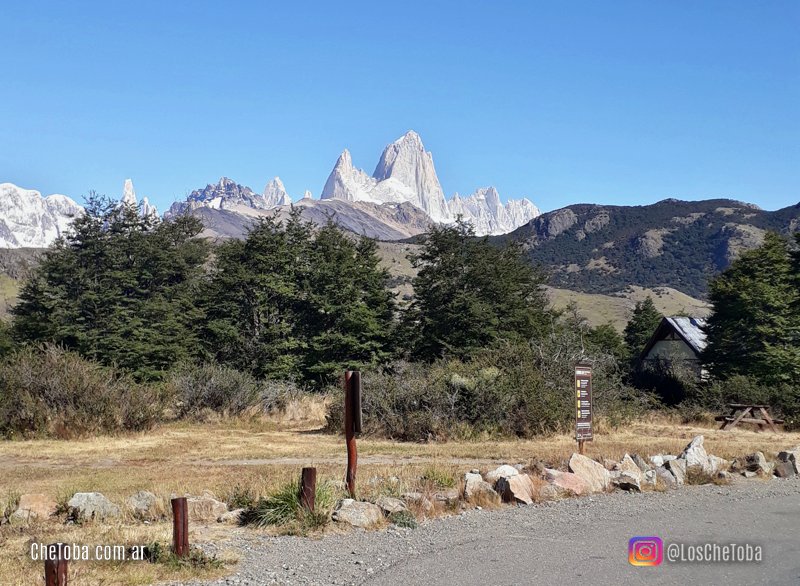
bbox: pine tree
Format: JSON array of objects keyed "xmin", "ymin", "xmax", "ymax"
[
  {"xmin": 623, "ymin": 296, "xmax": 662, "ymax": 359},
  {"xmin": 702, "ymin": 232, "xmax": 800, "ymax": 384},
  {"xmin": 404, "ymin": 220, "xmax": 551, "ymax": 361}
]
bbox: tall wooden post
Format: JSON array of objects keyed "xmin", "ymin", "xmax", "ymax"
[
  {"xmin": 300, "ymin": 467, "xmax": 317, "ymax": 512},
  {"xmin": 171, "ymin": 497, "xmax": 189, "ymax": 558},
  {"xmin": 44, "ymin": 543, "xmax": 68, "ymax": 586},
  {"xmin": 344, "ymin": 370, "xmax": 358, "ymax": 498}
]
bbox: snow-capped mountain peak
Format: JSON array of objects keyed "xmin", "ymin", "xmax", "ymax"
[
  {"xmin": 122, "ymin": 178, "xmax": 137, "ymax": 206},
  {"xmin": 119, "ymin": 179, "xmax": 158, "ymax": 218},
  {"xmin": 0, "ymin": 183, "xmax": 83, "ymax": 248},
  {"xmin": 321, "ymin": 131, "xmax": 450, "ymax": 222},
  {"xmin": 447, "ymin": 186, "xmax": 540, "ymax": 235},
  {"xmin": 263, "ymin": 177, "xmax": 292, "ymax": 206}
]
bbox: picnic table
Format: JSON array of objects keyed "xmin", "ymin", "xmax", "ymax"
[{"xmin": 715, "ymin": 403, "xmax": 783, "ymax": 432}]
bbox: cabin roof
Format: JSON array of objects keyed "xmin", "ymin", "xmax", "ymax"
[{"xmin": 641, "ymin": 316, "xmax": 708, "ymax": 359}]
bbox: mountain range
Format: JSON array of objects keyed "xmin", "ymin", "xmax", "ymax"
[
  {"xmin": 0, "ymin": 131, "xmax": 541, "ymax": 248},
  {"xmin": 494, "ymin": 198, "xmax": 800, "ymax": 297},
  {"xmin": 2, "ymin": 131, "xmax": 798, "ymax": 301},
  {"xmin": 167, "ymin": 131, "xmax": 541, "ymax": 239}
]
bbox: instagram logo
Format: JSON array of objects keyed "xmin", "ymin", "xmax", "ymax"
[{"xmin": 628, "ymin": 537, "xmax": 663, "ymax": 566}]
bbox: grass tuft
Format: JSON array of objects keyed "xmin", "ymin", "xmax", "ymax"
[{"xmin": 241, "ymin": 479, "xmax": 337, "ymax": 531}]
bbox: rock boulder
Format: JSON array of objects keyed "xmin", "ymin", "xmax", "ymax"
[
  {"xmin": 496, "ymin": 474, "xmax": 536, "ymax": 505},
  {"xmin": 568, "ymin": 453, "xmax": 611, "ymax": 493},
  {"xmin": 332, "ymin": 499, "xmax": 383, "ymax": 528},
  {"xmin": 9, "ymin": 494, "xmax": 57, "ymax": 523},
  {"xmin": 67, "ymin": 493, "xmax": 120, "ymax": 522}
]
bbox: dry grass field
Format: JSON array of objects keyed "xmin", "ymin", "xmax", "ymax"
[{"xmin": 1, "ymin": 405, "xmax": 797, "ymax": 586}]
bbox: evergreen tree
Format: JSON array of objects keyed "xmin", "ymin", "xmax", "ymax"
[
  {"xmin": 404, "ymin": 220, "xmax": 551, "ymax": 361},
  {"xmin": 203, "ymin": 213, "xmax": 305, "ymax": 379},
  {"xmin": 702, "ymin": 232, "xmax": 800, "ymax": 384},
  {"xmin": 203, "ymin": 210, "xmax": 396, "ymax": 384},
  {"xmin": 12, "ymin": 195, "xmax": 209, "ymax": 380},
  {"xmin": 587, "ymin": 322, "xmax": 628, "ymax": 363},
  {"xmin": 623, "ymin": 296, "xmax": 662, "ymax": 359},
  {"xmin": 300, "ymin": 223, "xmax": 396, "ymax": 382}
]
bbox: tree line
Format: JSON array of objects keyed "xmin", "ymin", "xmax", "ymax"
[
  {"xmin": 7, "ymin": 201, "xmax": 556, "ymax": 386},
  {"xmin": 4, "ymin": 197, "xmax": 799, "ymax": 427}
]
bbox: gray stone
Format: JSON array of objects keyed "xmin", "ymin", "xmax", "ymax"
[
  {"xmin": 484, "ymin": 465, "xmax": 519, "ymax": 485},
  {"xmin": 742, "ymin": 452, "xmax": 773, "ymax": 476},
  {"xmin": 650, "ymin": 455, "xmax": 677, "ymax": 468},
  {"xmin": 773, "ymin": 461, "xmax": 796, "ymax": 478},
  {"xmin": 665, "ymin": 458, "xmax": 687, "ymax": 486},
  {"xmin": 707, "ymin": 455, "xmax": 729, "ymax": 475},
  {"xmin": 218, "ymin": 508, "xmax": 244, "ymax": 524},
  {"xmin": 332, "ymin": 499, "xmax": 383, "ymax": 528},
  {"xmin": 613, "ymin": 471, "xmax": 642, "ymax": 492},
  {"xmin": 777, "ymin": 448, "xmax": 800, "ymax": 474},
  {"xmin": 402, "ymin": 492, "xmax": 434, "ymax": 514},
  {"xmin": 463, "ymin": 473, "xmax": 500, "ymax": 504},
  {"xmin": 186, "ymin": 495, "xmax": 228, "ymax": 524},
  {"xmin": 631, "ymin": 454, "xmax": 652, "ymax": 473},
  {"xmin": 127, "ymin": 490, "xmax": 159, "ymax": 521},
  {"xmin": 655, "ymin": 466, "xmax": 677, "ymax": 489},
  {"xmin": 67, "ymin": 492, "xmax": 121, "ymax": 522},
  {"xmin": 568, "ymin": 453, "xmax": 611, "ymax": 493},
  {"xmin": 644, "ymin": 469, "xmax": 657, "ymax": 487},
  {"xmin": 680, "ymin": 435, "xmax": 712, "ymax": 474},
  {"xmin": 618, "ymin": 454, "xmax": 644, "ymax": 485},
  {"xmin": 375, "ymin": 496, "xmax": 408, "ymax": 515},
  {"xmin": 537, "ymin": 484, "xmax": 564, "ymax": 501},
  {"xmin": 496, "ymin": 474, "xmax": 536, "ymax": 505}
]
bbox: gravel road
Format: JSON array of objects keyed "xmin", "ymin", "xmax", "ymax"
[{"xmin": 182, "ymin": 477, "xmax": 800, "ymax": 586}]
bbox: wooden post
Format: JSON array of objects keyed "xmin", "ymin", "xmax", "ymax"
[
  {"xmin": 171, "ymin": 497, "xmax": 189, "ymax": 558},
  {"xmin": 344, "ymin": 370, "xmax": 358, "ymax": 498},
  {"xmin": 578, "ymin": 440, "xmax": 585, "ymax": 455},
  {"xmin": 44, "ymin": 543, "xmax": 68, "ymax": 586},
  {"xmin": 351, "ymin": 370, "xmax": 363, "ymax": 434},
  {"xmin": 300, "ymin": 467, "xmax": 317, "ymax": 512}
]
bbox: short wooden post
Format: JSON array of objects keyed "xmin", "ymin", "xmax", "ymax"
[
  {"xmin": 171, "ymin": 497, "xmax": 189, "ymax": 558},
  {"xmin": 300, "ymin": 467, "xmax": 317, "ymax": 512},
  {"xmin": 44, "ymin": 543, "xmax": 68, "ymax": 586},
  {"xmin": 578, "ymin": 440, "xmax": 585, "ymax": 455},
  {"xmin": 344, "ymin": 370, "xmax": 358, "ymax": 498}
]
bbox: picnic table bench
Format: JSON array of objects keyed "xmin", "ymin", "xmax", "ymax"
[{"xmin": 715, "ymin": 403, "xmax": 783, "ymax": 432}]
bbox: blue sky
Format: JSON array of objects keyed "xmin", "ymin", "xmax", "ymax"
[{"xmin": 2, "ymin": 1, "xmax": 798, "ymax": 213}]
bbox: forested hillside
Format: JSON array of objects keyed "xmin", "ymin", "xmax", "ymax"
[{"xmin": 495, "ymin": 199, "xmax": 800, "ymax": 297}]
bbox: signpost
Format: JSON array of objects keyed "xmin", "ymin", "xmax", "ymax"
[
  {"xmin": 575, "ymin": 364, "xmax": 593, "ymax": 454},
  {"xmin": 344, "ymin": 370, "xmax": 362, "ymax": 498}
]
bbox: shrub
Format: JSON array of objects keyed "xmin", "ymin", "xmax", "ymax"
[
  {"xmin": 167, "ymin": 362, "xmax": 307, "ymax": 420},
  {"xmin": 0, "ymin": 345, "xmax": 161, "ymax": 439},
  {"xmin": 168, "ymin": 362, "xmax": 264, "ymax": 418},
  {"xmin": 388, "ymin": 510, "xmax": 417, "ymax": 528},
  {"xmin": 326, "ymin": 332, "xmax": 649, "ymax": 441}
]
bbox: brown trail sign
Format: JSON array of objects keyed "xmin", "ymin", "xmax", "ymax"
[{"xmin": 575, "ymin": 364, "xmax": 593, "ymax": 454}]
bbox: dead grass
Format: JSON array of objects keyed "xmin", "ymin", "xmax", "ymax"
[{"xmin": 1, "ymin": 411, "xmax": 797, "ymax": 585}]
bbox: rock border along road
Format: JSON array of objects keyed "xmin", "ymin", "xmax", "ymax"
[{"xmin": 184, "ymin": 477, "xmax": 800, "ymax": 586}]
